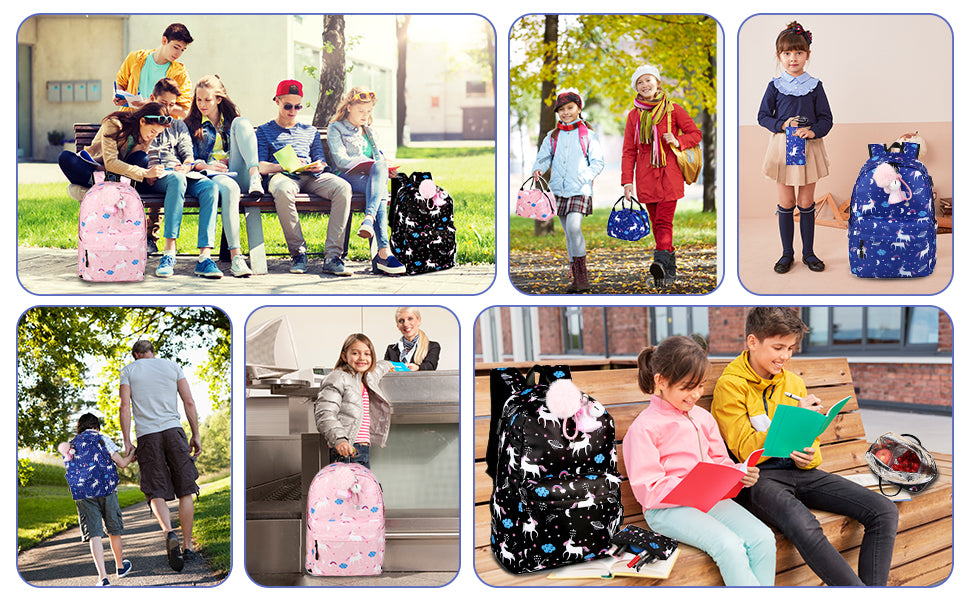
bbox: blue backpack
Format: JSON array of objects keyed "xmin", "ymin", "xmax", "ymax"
[
  {"xmin": 848, "ymin": 142, "xmax": 936, "ymax": 278},
  {"xmin": 65, "ymin": 430, "xmax": 120, "ymax": 500}
]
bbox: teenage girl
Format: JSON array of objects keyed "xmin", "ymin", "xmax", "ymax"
[
  {"xmin": 622, "ymin": 336, "xmax": 776, "ymax": 586},
  {"xmin": 758, "ymin": 21, "xmax": 833, "ymax": 274},
  {"xmin": 314, "ymin": 333, "xmax": 393, "ymax": 469},
  {"xmin": 185, "ymin": 75, "xmax": 262, "ymax": 277},
  {"xmin": 531, "ymin": 89, "xmax": 605, "ymax": 293},
  {"xmin": 384, "ymin": 307, "xmax": 441, "ymax": 371},
  {"xmin": 327, "ymin": 87, "xmax": 406, "ymax": 276},
  {"xmin": 622, "ymin": 65, "xmax": 702, "ymax": 287}
]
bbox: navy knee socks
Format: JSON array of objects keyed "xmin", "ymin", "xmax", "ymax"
[
  {"xmin": 777, "ymin": 205, "xmax": 795, "ymax": 260},
  {"xmin": 799, "ymin": 204, "xmax": 817, "ymax": 258}
]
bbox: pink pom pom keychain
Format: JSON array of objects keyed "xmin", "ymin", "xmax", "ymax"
[{"xmin": 546, "ymin": 379, "xmax": 605, "ymax": 440}]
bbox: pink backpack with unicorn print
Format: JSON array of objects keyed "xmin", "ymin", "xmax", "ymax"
[
  {"xmin": 304, "ymin": 462, "xmax": 385, "ymax": 576},
  {"xmin": 77, "ymin": 172, "xmax": 147, "ymax": 282}
]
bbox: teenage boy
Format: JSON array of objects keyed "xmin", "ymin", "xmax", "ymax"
[
  {"xmin": 115, "ymin": 23, "xmax": 194, "ymax": 119},
  {"xmin": 139, "ymin": 78, "xmax": 222, "ymax": 279},
  {"xmin": 711, "ymin": 307, "xmax": 899, "ymax": 586},
  {"xmin": 256, "ymin": 80, "xmax": 353, "ymax": 276}
]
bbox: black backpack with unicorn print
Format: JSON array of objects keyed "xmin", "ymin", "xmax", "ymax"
[{"xmin": 486, "ymin": 364, "xmax": 623, "ymax": 574}]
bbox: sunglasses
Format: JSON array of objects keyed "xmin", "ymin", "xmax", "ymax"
[
  {"xmin": 144, "ymin": 115, "xmax": 174, "ymax": 125},
  {"xmin": 282, "ymin": 103, "xmax": 304, "ymax": 111},
  {"xmin": 351, "ymin": 92, "xmax": 376, "ymax": 102}
]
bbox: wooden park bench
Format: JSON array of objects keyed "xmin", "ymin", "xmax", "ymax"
[
  {"xmin": 473, "ymin": 357, "xmax": 953, "ymax": 586},
  {"xmin": 73, "ymin": 123, "xmax": 366, "ymax": 275}
]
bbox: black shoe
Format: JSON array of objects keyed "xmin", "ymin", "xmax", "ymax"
[
  {"xmin": 650, "ymin": 250, "xmax": 670, "ymax": 288},
  {"xmin": 147, "ymin": 236, "xmax": 158, "ymax": 256},
  {"xmin": 166, "ymin": 531, "xmax": 184, "ymax": 572},
  {"xmin": 183, "ymin": 548, "xmax": 198, "ymax": 562},
  {"xmin": 803, "ymin": 254, "xmax": 825, "ymax": 272},
  {"xmin": 773, "ymin": 254, "xmax": 795, "ymax": 274}
]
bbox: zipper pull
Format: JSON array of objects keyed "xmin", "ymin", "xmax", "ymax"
[{"xmin": 858, "ymin": 239, "xmax": 866, "ymax": 259}]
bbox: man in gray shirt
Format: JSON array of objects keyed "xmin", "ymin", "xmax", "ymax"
[{"xmin": 119, "ymin": 340, "xmax": 201, "ymax": 572}]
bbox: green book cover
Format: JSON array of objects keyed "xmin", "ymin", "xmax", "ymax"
[{"xmin": 763, "ymin": 396, "xmax": 851, "ymax": 457}]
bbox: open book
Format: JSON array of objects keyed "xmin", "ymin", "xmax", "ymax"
[
  {"xmin": 763, "ymin": 396, "xmax": 851, "ymax": 457},
  {"xmin": 546, "ymin": 548, "xmax": 681, "ymax": 580},
  {"xmin": 114, "ymin": 83, "xmax": 145, "ymax": 107},
  {"xmin": 660, "ymin": 449, "xmax": 763, "ymax": 512},
  {"xmin": 273, "ymin": 145, "xmax": 322, "ymax": 173}
]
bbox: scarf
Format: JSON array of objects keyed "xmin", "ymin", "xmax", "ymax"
[
  {"xmin": 399, "ymin": 336, "xmax": 418, "ymax": 362},
  {"xmin": 635, "ymin": 91, "xmax": 674, "ymax": 168},
  {"xmin": 557, "ymin": 119, "xmax": 581, "ymax": 132}
]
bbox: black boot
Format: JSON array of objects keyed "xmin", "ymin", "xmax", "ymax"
[
  {"xmin": 650, "ymin": 250, "xmax": 670, "ymax": 288},
  {"xmin": 664, "ymin": 250, "xmax": 677, "ymax": 286}
]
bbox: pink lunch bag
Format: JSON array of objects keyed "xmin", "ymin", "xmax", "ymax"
[
  {"xmin": 305, "ymin": 462, "xmax": 385, "ymax": 576},
  {"xmin": 77, "ymin": 172, "xmax": 147, "ymax": 282}
]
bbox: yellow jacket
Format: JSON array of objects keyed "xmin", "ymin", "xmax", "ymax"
[
  {"xmin": 115, "ymin": 49, "xmax": 192, "ymax": 114},
  {"xmin": 711, "ymin": 351, "xmax": 823, "ymax": 470}
]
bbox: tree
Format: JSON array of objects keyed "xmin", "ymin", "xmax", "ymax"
[
  {"xmin": 396, "ymin": 15, "xmax": 411, "ymax": 147},
  {"xmin": 193, "ymin": 407, "xmax": 231, "ymax": 474},
  {"xmin": 534, "ymin": 15, "xmax": 559, "ymax": 237},
  {"xmin": 313, "ymin": 15, "xmax": 346, "ymax": 127},
  {"xmin": 17, "ymin": 307, "xmax": 230, "ymax": 451}
]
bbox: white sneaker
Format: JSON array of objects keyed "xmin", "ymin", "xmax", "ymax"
[
  {"xmin": 230, "ymin": 254, "xmax": 253, "ymax": 277},
  {"xmin": 248, "ymin": 173, "xmax": 265, "ymax": 196}
]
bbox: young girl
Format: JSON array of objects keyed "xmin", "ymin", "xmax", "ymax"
[
  {"xmin": 623, "ymin": 336, "xmax": 776, "ymax": 586},
  {"xmin": 758, "ymin": 21, "xmax": 832, "ymax": 274},
  {"xmin": 531, "ymin": 89, "xmax": 605, "ymax": 293},
  {"xmin": 327, "ymin": 87, "xmax": 405, "ymax": 276},
  {"xmin": 622, "ymin": 65, "xmax": 702, "ymax": 288},
  {"xmin": 185, "ymin": 75, "xmax": 262, "ymax": 277},
  {"xmin": 384, "ymin": 307, "xmax": 440, "ymax": 371},
  {"xmin": 314, "ymin": 333, "xmax": 393, "ymax": 469}
]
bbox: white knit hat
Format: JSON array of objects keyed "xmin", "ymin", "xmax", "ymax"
[{"xmin": 631, "ymin": 64, "xmax": 661, "ymax": 93}]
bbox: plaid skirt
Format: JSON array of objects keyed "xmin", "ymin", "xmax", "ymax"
[
  {"xmin": 762, "ymin": 132, "xmax": 830, "ymax": 186},
  {"xmin": 555, "ymin": 194, "xmax": 593, "ymax": 216}
]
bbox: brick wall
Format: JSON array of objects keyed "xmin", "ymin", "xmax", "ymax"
[{"xmin": 850, "ymin": 362, "xmax": 953, "ymax": 408}]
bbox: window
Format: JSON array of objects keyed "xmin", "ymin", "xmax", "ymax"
[
  {"xmin": 466, "ymin": 81, "xmax": 487, "ymax": 96},
  {"xmin": 562, "ymin": 307, "xmax": 583, "ymax": 354},
  {"xmin": 802, "ymin": 307, "xmax": 940, "ymax": 354},
  {"xmin": 651, "ymin": 307, "xmax": 709, "ymax": 346},
  {"xmin": 348, "ymin": 60, "xmax": 392, "ymax": 121}
]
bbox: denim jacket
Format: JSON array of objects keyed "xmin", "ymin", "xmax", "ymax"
[
  {"xmin": 326, "ymin": 119, "xmax": 382, "ymax": 175},
  {"xmin": 191, "ymin": 117, "xmax": 229, "ymax": 164}
]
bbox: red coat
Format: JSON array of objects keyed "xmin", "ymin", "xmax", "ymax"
[{"xmin": 621, "ymin": 103, "xmax": 702, "ymax": 203}]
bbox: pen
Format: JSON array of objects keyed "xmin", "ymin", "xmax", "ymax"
[{"xmin": 784, "ymin": 392, "xmax": 802, "ymax": 401}]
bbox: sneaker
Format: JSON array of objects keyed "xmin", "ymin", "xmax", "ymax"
[
  {"xmin": 194, "ymin": 257, "xmax": 224, "ymax": 279},
  {"xmin": 117, "ymin": 559, "xmax": 132, "ymax": 578},
  {"xmin": 356, "ymin": 215, "xmax": 375, "ymax": 239},
  {"xmin": 166, "ymin": 531, "xmax": 184, "ymax": 572},
  {"xmin": 67, "ymin": 183, "xmax": 89, "ymax": 201},
  {"xmin": 248, "ymin": 173, "xmax": 265, "ymax": 197},
  {"xmin": 96, "ymin": 578, "xmax": 110, "ymax": 587},
  {"xmin": 321, "ymin": 256, "xmax": 352, "ymax": 277},
  {"xmin": 372, "ymin": 253, "xmax": 406, "ymax": 276},
  {"xmin": 77, "ymin": 150, "xmax": 99, "ymax": 167},
  {"xmin": 182, "ymin": 548, "xmax": 198, "ymax": 562},
  {"xmin": 230, "ymin": 254, "xmax": 253, "ymax": 277},
  {"xmin": 290, "ymin": 251, "xmax": 308, "ymax": 274},
  {"xmin": 147, "ymin": 236, "xmax": 159, "ymax": 255},
  {"xmin": 155, "ymin": 254, "xmax": 176, "ymax": 278}
]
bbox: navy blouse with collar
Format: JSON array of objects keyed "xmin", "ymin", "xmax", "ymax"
[{"xmin": 757, "ymin": 72, "xmax": 833, "ymax": 138}]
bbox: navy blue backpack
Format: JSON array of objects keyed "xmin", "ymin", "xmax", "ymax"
[
  {"xmin": 65, "ymin": 430, "xmax": 120, "ymax": 500},
  {"xmin": 848, "ymin": 142, "xmax": 936, "ymax": 278}
]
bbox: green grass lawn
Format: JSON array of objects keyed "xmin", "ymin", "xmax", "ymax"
[
  {"xmin": 18, "ymin": 150, "xmax": 495, "ymax": 264},
  {"xmin": 510, "ymin": 201, "xmax": 717, "ymax": 251},
  {"xmin": 18, "ymin": 456, "xmax": 231, "ymax": 575}
]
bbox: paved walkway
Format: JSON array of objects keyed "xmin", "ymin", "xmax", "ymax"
[
  {"xmin": 17, "ymin": 247, "xmax": 494, "ymax": 295},
  {"xmin": 18, "ymin": 499, "xmax": 223, "ymax": 587}
]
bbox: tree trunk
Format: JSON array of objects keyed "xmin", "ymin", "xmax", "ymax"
[
  {"xmin": 535, "ymin": 15, "xmax": 558, "ymax": 237},
  {"xmin": 313, "ymin": 15, "xmax": 346, "ymax": 128},
  {"xmin": 396, "ymin": 16, "xmax": 410, "ymax": 147},
  {"xmin": 701, "ymin": 108, "xmax": 717, "ymax": 213}
]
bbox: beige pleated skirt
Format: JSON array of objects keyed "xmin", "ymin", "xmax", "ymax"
[{"xmin": 762, "ymin": 132, "xmax": 830, "ymax": 186}]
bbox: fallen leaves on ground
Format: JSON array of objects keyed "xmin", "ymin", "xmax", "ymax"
[{"xmin": 510, "ymin": 246, "xmax": 718, "ymax": 295}]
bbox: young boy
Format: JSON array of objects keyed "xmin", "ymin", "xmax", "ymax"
[
  {"xmin": 139, "ymin": 78, "xmax": 222, "ymax": 279},
  {"xmin": 531, "ymin": 89, "xmax": 605, "ymax": 292},
  {"xmin": 115, "ymin": 22, "xmax": 194, "ymax": 119},
  {"xmin": 711, "ymin": 307, "xmax": 899, "ymax": 586},
  {"xmin": 59, "ymin": 413, "xmax": 136, "ymax": 586}
]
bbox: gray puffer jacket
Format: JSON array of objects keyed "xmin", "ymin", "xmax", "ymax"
[{"xmin": 314, "ymin": 360, "xmax": 393, "ymax": 448}]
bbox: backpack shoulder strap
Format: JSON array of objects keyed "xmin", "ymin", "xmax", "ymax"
[{"xmin": 485, "ymin": 367, "xmax": 526, "ymax": 479}]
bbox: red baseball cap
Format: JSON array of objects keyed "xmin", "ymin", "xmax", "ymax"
[{"xmin": 274, "ymin": 79, "xmax": 303, "ymax": 99}]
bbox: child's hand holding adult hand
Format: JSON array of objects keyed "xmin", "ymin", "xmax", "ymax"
[{"xmin": 790, "ymin": 446, "xmax": 817, "ymax": 468}]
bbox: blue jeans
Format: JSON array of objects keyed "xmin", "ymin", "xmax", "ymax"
[
  {"xmin": 738, "ymin": 467, "xmax": 898, "ymax": 586},
  {"xmin": 59, "ymin": 150, "xmax": 149, "ymax": 186},
  {"xmin": 340, "ymin": 160, "xmax": 389, "ymax": 250},
  {"xmin": 141, "ymin": 173, "xmax": 219, "ymax": 249},
  {"xmin": 329, "ymin": 443, "xmax": 370, "ymax": 469},
  {"xmin": 644, "ymin": 499, "xmax": 776, "ymax": 586}
]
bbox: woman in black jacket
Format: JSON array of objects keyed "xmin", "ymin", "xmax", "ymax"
[{"xmin": 384, "ymin": 307, "xmax": 440, "ymax": 371}]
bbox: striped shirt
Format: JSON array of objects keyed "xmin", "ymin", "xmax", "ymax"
[
  {"xmin": 354, "ymin": 385, "xmax": 371, "ymax": 444},
  {"xmin": 255, "ymin": 119, "xmax": 327, "ymax": 175}
]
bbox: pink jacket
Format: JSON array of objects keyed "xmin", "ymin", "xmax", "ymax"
[{"xmin": 622, "ymin": 396, "xmax": 735, "ymax": 510}]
